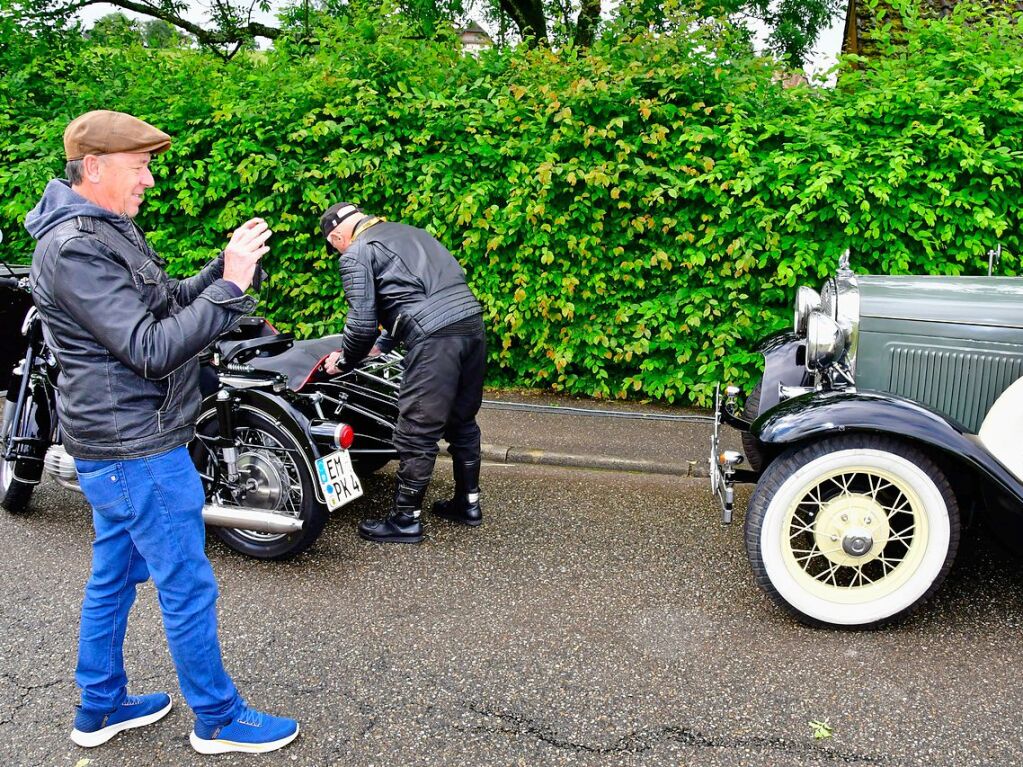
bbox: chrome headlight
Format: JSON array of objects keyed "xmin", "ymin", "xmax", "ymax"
[
  {"xmin": 793, "ymin": 286, "xmax": 821, "ymax": 336},
  {"xmin": 805, "ymin": 311, "xmax": 846, "ymax": 371},
  {"xmin": 815, "ymin": 253, "xmax": 861, "ymax": 374}
]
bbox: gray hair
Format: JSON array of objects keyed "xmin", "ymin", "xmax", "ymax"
[{"xmin": 65, "ymin": 159, "xmax": 85, "ymax": 185}]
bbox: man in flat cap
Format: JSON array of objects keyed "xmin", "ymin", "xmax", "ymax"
[
  {"xmin": 320, "ymin": 202, "xmax": 487, "ymax": 543},
  {"xmin": 25, "ymin": 110, "xmax": 299, "ymax": 754}
]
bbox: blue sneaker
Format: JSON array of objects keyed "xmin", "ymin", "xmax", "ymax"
[
  {"xmin": 71, "ymin": 692, "xmax": 173, "ymax": 747},
  {"xmin": 189, "ymin": 705, "xmax": 299, "ymax": 754}
]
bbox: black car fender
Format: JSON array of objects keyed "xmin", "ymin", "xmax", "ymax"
[
  {"xmin": 753, "ymin": 389, "xmax": 1023, "ymax": 503},
  {"xmin": 756, "ymin": 331, "xmax": 812, "ymax": 414}
]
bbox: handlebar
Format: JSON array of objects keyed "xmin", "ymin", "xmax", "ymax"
[{"xmin": 0, "ymin": 277, "xmax": 21, "ymax": 290}]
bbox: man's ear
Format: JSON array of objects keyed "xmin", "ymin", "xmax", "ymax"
[{"xmin": 82, "ymin": 155, "xmax": 103, "ymax": 184}]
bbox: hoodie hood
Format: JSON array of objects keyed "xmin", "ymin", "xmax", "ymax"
[{"xmin": 24, "ymin": 179, "xmax": 129, "ymax": 241}]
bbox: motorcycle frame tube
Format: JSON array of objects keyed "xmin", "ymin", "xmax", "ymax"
[
  {"xmin": 753, "ymin": 389, "xmax": 1023, "ymax": 510},
  {"xmin": 196, "ymin": 388, "xmax": 329, "ymax": 505},
  {"xmin": 301, "ymin": 380, "xmax": 399, "ymax": 459}
]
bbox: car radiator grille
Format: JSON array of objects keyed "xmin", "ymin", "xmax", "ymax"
[{"xmin": 888, "ymin": 345, "xmax": 1023, "ymax": 434}]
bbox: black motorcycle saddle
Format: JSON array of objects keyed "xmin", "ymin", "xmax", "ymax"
[
  {"xmin": 246, "ymin": 334, "xmax": 345, "ymax": 391},
  {"xmin": 218, "ymin": 334, "xmax": 294, "ymax": 365}
]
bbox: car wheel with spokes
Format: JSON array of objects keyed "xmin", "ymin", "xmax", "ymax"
[{"xmin": 745, "ymin": 434, "xmax": 960, "ymax": 628}]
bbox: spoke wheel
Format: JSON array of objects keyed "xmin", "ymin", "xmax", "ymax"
[
  {"xmin": 746, "ymin": 434, "xmax": 959, "ymax": 628},
  {"xmin": 191, "ymin": 409, "xmax": 327, "ymax": 560}
]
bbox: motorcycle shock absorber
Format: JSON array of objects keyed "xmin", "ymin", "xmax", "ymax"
[{"xmin": 215, "ymin": 389, "xmax": 241, "ymax": 483}]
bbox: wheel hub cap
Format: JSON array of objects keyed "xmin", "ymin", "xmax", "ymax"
[
  {"xmin": 842, "ymin": 529, "xmax": 874, "ymax": 557},
  {"xmin": 237, "ymin": 452, "xmax": 287, "ymax": 510},
  {"xmin": 814, "ymin": 495, "xmax": 891, "ymax": 567}
]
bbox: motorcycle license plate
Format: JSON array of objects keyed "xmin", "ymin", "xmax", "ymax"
[{"xmin": 315, "ymin": 449, "xmax": 364, "ymax": 511}]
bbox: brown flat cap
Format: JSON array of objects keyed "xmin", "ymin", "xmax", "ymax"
[{"xmin": 64, "ymin": 110, "xmax": 171, "ymax": 161}]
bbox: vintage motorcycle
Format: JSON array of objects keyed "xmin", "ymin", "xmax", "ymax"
[{"xmin": 0, "ymin": 238, "xmax": 402, "ymax": 560}]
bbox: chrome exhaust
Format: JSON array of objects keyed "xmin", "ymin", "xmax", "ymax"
[
  {"xmin": 39, "ymin": 444, "xmax": 302, "ymax": 534},
  {"xmin": 201, "ymin": 503, "xmax": 304, "ymax": 533}
]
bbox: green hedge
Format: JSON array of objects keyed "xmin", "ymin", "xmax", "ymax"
[{"xmin": 2, "ymin": 1, "xmax": 1021, "ymax": 405}]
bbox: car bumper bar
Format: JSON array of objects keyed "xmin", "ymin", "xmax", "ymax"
[{"xmin": 709, "ymin": 384, "xmax": 757, "ymax": 524}]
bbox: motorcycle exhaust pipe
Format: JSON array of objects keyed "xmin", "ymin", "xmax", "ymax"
[{"xmin": 201, "ymin": 503, "xmax": 304, "ymax": 534}]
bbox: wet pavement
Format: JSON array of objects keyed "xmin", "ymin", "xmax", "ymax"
[{"xmin": 1, "ymin": 457, "xmax": 1022, "ymax": 767}]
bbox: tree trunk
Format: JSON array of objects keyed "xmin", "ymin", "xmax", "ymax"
[
  {"xmin": 573, "ymin": 0, "xmax": 600, "ymax": 47},
  {"xmin": 497, "ymin": 0, "xmax": 548, "ymax": 45}
]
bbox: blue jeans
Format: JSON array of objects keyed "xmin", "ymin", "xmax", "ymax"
[{"xmin": 74, "ymin": 445, "xmax": 242, "ymax": 727}]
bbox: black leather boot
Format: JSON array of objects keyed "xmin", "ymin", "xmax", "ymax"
[
  {"xmin": 358, "ymin": 481, "xmax": 426, "ymax": 543},
  {"xmin": 432, "ymin": 459, "xmax": 483, "ymax": 526}
]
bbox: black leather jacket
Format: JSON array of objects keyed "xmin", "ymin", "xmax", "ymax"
[
  {"xmin": 338, "ymin": 221, "xmax": 482, "ymax": 362},
  {"xmin": 26, "ymin": 180, "xmax": 255, "ymax": 460}
]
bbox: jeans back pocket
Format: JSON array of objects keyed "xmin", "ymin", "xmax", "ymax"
[{"xmin": 75, "ymin": 462, "xmax": 134, "ymax": 521}]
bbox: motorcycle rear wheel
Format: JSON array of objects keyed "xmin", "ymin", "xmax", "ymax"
[{"xmin": 192, "ymin": 409, "xmax": 327, "ymax": 560}]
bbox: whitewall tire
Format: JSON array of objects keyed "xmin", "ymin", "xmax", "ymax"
[{"xmin": 745, "ymin": 435, "xmax": 960, "ymax": 628}]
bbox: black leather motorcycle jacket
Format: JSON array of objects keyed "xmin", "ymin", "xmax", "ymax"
[
  {"xmin": 338, "ymin": 221, "xmax": 482, "ymax": 363},
  {"xmin": 26, "ymin": 180, "xmax": 256, "ymax": 460}
]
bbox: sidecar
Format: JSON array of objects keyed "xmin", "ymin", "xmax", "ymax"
[
  {"xmin": 710, "ymin": 253, "xmax": 1023, "ymax": 628},
  {"xmin": 190, "ymin": 317, "xmax": 402, "ymax": 560}
]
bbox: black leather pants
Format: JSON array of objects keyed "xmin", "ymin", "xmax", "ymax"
[{"xmin": 393, "ymin": 318, "xmax": 485, "ymax": 486}]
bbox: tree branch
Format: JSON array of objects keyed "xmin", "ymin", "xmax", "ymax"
[{"xmin": 31, "ymin": 0, "xmax": 280, "ymax": 45}]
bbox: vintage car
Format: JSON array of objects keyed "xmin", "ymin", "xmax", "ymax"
[{"xmin": 711, "ymin": 252, "xmax": 1023, "ymax": 628}]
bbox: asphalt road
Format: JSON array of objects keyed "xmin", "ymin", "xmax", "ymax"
[{"xmin": 1, "ymin": 463, "xmax": 1022, "ymax": 767}]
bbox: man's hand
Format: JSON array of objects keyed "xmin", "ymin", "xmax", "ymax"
[
  {"xmin": 223, "ymin": 218, "xmax": 272, "ymax": 292},
  {"xmin": 324, "ymin": 350, "xmax": 346, "ymax": 375}
]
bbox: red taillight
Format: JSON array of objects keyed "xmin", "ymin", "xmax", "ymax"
[{"xmin": 337, "ymin": 424, "xmax": 355, "ymax": 450}]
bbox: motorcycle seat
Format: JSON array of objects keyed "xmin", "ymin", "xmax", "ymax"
[
  {"xmin": 219, "ymin": 334, "xmax": 294, "ymax": 365},
  {"xmin": 248, "ymin": 335, "xmax": 345, "ymax": 391}
]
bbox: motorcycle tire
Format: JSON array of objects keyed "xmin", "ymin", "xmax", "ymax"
[
  {"xmin": 193, "ymin": 408, "xmax": 328, "ymax": 561},
  {"xmin": 1, "ymin": 473, "xmax": 34, "ymax": 514},
  {"xmin": 1, "ymin": 399, "xmax": 35, "ymax": 514}
]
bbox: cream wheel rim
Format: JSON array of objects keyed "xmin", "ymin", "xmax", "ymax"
[{"xmin": 780, "ymin": 464, "xmax": 930, "ymax": 604}]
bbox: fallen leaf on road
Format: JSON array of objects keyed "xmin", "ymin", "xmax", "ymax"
[{"xmin": 809, "ymin": 719, "xmax": 833, "ymax": 740}]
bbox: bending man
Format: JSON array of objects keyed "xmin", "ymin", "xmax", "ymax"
[{"xmin": 320, "ymin": 203, "xmax": 486, "ymax": 543}]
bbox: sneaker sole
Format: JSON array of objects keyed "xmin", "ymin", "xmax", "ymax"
[
  {"xmin": 189, "ymin": 724, "xmax": 300, "ymax": 754},
  {"xmin": 71, "ymin": 699, "xmax": 173, "ymax": 748}
]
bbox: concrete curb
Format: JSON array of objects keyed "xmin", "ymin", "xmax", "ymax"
[{"xmin": 480, "ymin": 442, "xmax": 711, "ymax": 478}]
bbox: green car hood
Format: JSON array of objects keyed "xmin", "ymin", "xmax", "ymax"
[{"xmin": 858, "ymin": 275, "xmax": 1023, "ymax": 329}]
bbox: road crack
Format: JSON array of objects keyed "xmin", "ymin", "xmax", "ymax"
[{"xmin": 465, "ymin": 705, "xmax": 890, "ymax": 765}]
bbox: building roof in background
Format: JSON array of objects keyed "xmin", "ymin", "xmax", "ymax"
[{"xmin": 457, "ymin": 19, "xmax": 494, "ymax": 49}]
